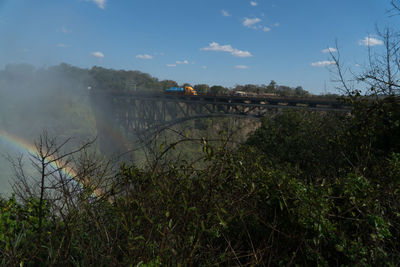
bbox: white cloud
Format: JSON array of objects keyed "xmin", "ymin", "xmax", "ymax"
[
  {"xmin": 136, "ymin": 54, "xmax": 153, "ymax": 59},
  {"xmin": 243, "ymin": 17, "xmax": 261, "ymax": 28},
  {"xmin": 91, "ymin": 51, "xmax": 104, "ymax": 58},
  {"xmin": 274, "ymin": 22, "xmax": 280, "ymax": 27},
  {"xmin": 321, "ymin": 47, "xmax": 337, "ymax": 53},
  {"xmin": 176, "ymin": 60, "xmax": 189, "ymax": 64},
  {"xmin": 56, "ymin": 43, "xmax": 68, "ymax": 48},
  {"xmin": 201, "ymin": 42, "xmax": 252, "ymax": 57},
  {"xmin": 166, "ymin": 64, "xmax": 176, "ymax": 67},
  {"xmin": 250, "ymin": 1, "xmax": 258, "ymax": 6},
  {"xmin": 87, "ymin": 0, "xmax": 106, "ymax": 9},
  {"xmin": 263, "ymin": 27, "xmax": 271, "ymax": 32},
  {"xmin": 355, "ymin": 64, "xmax": 361, "ymax": 67},
  {"xmin": 202, "ymin": 42, "xmax": 234, "ymax": 53},
  {"xmin": 235, "ymin": 65, "xmax": 249, "ymax": 69},
  {"xmin": 201, "ymin": 66, "xmax": 207, "ymax": 69},
  {"xmin": 311, "ymin": 60, "xmax": 336, "ymax": 67},
  {"xmin": 232, "ymin": 50, "xmax": 252, "ymax": 57},
  {"xmin": 359, "ymin": 36, "xmax": 383, "ymax": 47},
  {"xmin": 221, "ymin": 10, "xmax": 231, "ymax": 17}
]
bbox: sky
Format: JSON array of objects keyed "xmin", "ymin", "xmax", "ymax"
[{"xmin": 0, "ymin": 0, "xmax": 399, "ymax": 94}]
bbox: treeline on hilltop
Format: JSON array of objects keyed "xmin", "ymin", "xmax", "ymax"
[{"xmin": 0, "ymin": 63, "xmax": 318, "ymax": 97}]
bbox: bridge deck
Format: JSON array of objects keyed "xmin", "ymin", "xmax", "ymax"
[{"xmin": 98, "ymin": 91, "xmax": 351, "ymax": 112}]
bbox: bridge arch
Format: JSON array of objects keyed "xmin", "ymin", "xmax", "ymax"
[{"xmin": 90, "ymin": 90, "xmax": 350, "ymax": 141}]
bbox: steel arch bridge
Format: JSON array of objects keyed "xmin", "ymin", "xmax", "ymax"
[{"xmin": 91, "ymin": 91, "xmax": 351, "ymax": 136}]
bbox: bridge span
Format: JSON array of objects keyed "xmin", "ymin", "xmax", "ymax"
[{"xmin": 91, "ymin": 91, "xmax": 351, "ymax": 135}]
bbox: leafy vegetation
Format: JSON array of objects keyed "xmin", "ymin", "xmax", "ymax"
[
  {"xmin": 233, "ymin": 80, "xmax": 311, "ymax": 97},
  {"xmin": 0, "ymin": 92, "xmax": 399, "ymax": 265}
]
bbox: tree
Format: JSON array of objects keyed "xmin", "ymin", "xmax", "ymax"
[
  {"xmin": 266, "ymin": 80, "xmax": 277, "ymax": 92},
  {"xmin": 8, "ymin": 133, "xmax": 113, "ymax": 264},
  {"xmin": 330, "ymin": 27, "xmax": 400, "ymax": 97},
  {"xmin": 391, "ymin": 0, "xmax": 400, "ymax": 14},
  {"xmin": 276, "ymin": 85, "xmax": 293, "ymax": 96},
  {"xmin": 194, "ymin": 84, "xmax": 210, "ymax": 94},
  {"xmin": 210, "ymin": 85, "xmax": 228, "ymax": 95},
  {"xmin": 233, "ymin": 85, "xmax": 244, "ymax": 92},
  {"xmin": 295, "ymin": 86, "xmax": 308, "ymax": 96},
  {"xmin": 242, "ymin": 84, "xmax": 258, "ymax": 93},
  {"xmin": 89, "ymin": 66, "xmax": 163, "ymax": 92},
  {"xmin": 160, "ymin": 79, "xmax": 178, "ymax": 89},
  {"xmin": 327, "ymin": 1, "xmax": 400, "ymax": 175}
]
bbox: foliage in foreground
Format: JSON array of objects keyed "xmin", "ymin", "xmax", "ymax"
[{"xmin": 0, "ymin": 97, "xmax": 400, "ymax": 266}]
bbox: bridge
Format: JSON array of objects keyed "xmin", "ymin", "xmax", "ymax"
[{"xmin": 91, "ymin": 91, "xmax": 351, "ymax": 136}]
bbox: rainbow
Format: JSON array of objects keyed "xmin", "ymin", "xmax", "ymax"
[{"xmin": 0, "ymin": 128, "xmax": 102, "ymax": 197}]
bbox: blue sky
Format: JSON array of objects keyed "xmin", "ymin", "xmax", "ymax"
[{"xmin": 0, "ymin": 0, "xmax": 398, "ymax": 94}]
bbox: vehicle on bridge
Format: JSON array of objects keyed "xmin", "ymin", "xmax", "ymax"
[{"xmin": 165, "ymin": 86, "xmax": 197, "ymax": 95}]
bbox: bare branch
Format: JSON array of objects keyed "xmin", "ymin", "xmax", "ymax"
[{"xmin": 329, "ymin": 40, "xmax": 358, "ymax": 97}]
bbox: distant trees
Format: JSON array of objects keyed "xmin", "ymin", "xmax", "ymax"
[
  {"xmin": 0, "ymin": 63, "xmax": 314, "ymax": 97},
  {"xmin": 266, "ymin": 80, "xmax": 277, "ymax": 92},
  {"xmin": 89, "ymin": 66, "xmax": 162, "ymax": 92},
  {"xmin": 241, "ymin": 84, "xmax": 259, "ymax": 93},
  {"xmin": 210, "ymin": 85, "xmax": 229, "ymax": 95},
  {"xmin": 160, "ymin": 79, "xmax": 178, "ymax": 89},
  {"xmin": 194, "ymin": 84, "xmax": 210, "ymax": 94},
  {"xmin": 232, "ymin": 81, "xmax": 311, "ymax": 97},
  {"xmin": 294, "ymin": 86, "xmax": 308, "ymax": 96}
]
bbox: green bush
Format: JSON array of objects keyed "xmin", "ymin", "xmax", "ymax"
[{"xmin": 1, "ymin": 97, "xmax": 400, "ymax": 265}]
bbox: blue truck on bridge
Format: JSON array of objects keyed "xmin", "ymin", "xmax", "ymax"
[{"xmin": 165, "ymin": 86, "xmax": 198, "ymax": 95}]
